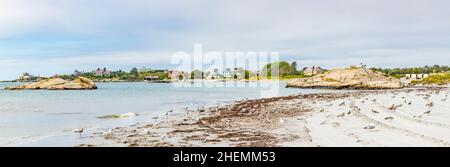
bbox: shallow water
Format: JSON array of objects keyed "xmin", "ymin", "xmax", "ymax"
[{"xmin": 0, "ymin": 81, "xmax": 335, "ymax": 146}]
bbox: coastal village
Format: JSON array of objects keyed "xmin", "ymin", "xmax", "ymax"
[
  {"xmin": 9, "ymin": 62, "xmax": 450, "ymax": 87},
  {"xmin": 4, "ymin": 62, "xmax": 450, "ymax": 91}
]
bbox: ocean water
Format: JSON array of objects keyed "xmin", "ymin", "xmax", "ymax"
[{"xmin": 0, "ymin": 81, "xmax": 333, "ymax": 146}]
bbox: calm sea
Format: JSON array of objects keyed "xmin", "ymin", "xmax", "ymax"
[{"xmin": 0, "ymin": 81, "xmax": 333, "ymax": 146}]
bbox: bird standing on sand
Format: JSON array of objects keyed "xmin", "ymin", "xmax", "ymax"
[{"xmin": 73, "ymin": 128, "xmax": 84, "ymax": 137}]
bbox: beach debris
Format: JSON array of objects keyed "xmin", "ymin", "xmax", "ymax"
[
  {"xmin": 102, "ymin": 129, "xmax": 113, "ymax": 136},
  {"xmin": 73, "ymin": 128, "xmax": 84, "ymax": 137},
  {"xmin": 319, "ymin": 108, "xmax": 325, "ymax": 112},
  {"xmin": 347, "ymin": 110, "xmax": 352, "ymax": 115},
  {"xmin": 279, "ymin": 118, "xmax": 285, "ymax": 124},
  {"xmin": 339, "ymin": 101, "xmax": 346, "ymax": 106},
  {"xmin": 337, "ymin": 112, "xmax": 345, "ymax": 117},
  {"xmin": 372, "ymin": 99, "xmax": 377, "ymax": 102},
  {"xmin": 152, "ymin": 116, "xmax": 159, "ymax": 120},
  {"xmin": 97, "ymin": 112, "xmax": 138, "ymax": 119},
  {"xmin": 384, "ymin": 116, "xmax": 394, "ymax": 120},
  {"xmin": 371, "ymin": 109, "xmax": 379, "ymax": 114},
  {"xmin": 424, "ymin": 110, "xmax": 431, "ymax": 114},
  {"xmin": 139, "ymin": 129, "xmax": 150, "ymax": 135},
  {"xmin": 408, "ymin": 101, "xmax": 412, "ymax": 105},
  {"xmin": 364, "ymin": 124, "xmax": 376, "ymax": 130},
  {"xmin": 332, "ymin": 122, "xmax": 341, "ymax": 128},
  {"xmin": 120, "ymin": 112, "xmax": 138, "ymax": 118},
  {"xmin": 361, "ymin": 100, "xmax": 365, "ymax": 104},
  {"xmin": 160, "ymin": 133, "xmax": 169, "ymax": 140}
]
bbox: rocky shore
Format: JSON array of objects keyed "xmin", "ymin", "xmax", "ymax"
[
  {"xmin": 4, "ymin": 77, "xmax": 97, "ymax": 90},
  {"xmin": 287, "ymin": 66, "xmax": 404, "ymax": 89},
  {"xmin": 81, "ymin": 86, "xmax": 450, "ymax": 147}
]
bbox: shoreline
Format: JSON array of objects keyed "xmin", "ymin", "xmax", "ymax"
[{"xmin": 82, "ymin": 86, "xmax": 450, "ymax": 147}]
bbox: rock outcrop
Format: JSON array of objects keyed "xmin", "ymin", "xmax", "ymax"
[
  {"xmin": 4, "ymin": 77, "xmax": 97, "ymax": 90},
  {"xmin": 287, "ymin": 66, "xmax": 404, "ymax": 89}
]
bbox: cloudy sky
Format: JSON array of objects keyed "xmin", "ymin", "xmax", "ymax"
[{"xmin": 1, "ymin": 0, "xmax": 450, "ymax": 80}]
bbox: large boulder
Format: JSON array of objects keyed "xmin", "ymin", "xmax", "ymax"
[
  {"xmin": 287, "ymin": 66, "xmax": 403, "ymax": 89},
  {"xmin": 4, "ymin": 77, "xmax": 97, "ymax": 90}
]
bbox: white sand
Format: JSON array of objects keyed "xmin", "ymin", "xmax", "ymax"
[
  {"xmin": 88, "ymin": 87, "xmax": 450, "ymax": 147},
  {"xmin": 282, "ymin": 88, "xmax": 450, "ymax": 147}
]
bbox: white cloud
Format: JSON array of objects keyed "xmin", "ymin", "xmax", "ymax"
[{"xmin": 1, "ymin": 0, "xmax": 450, "ymax": 80}]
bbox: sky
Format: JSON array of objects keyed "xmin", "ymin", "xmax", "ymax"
[{"xmin": 1, "ymin": 0, "xmax": 450, "ymax": 80}]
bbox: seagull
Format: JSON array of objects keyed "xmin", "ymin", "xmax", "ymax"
[{"xmin": 73, "ymin": 128, "xmax": 84, "ymax": 137}]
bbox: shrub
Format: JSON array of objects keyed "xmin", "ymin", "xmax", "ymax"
[{"xmin": 413, "ymin": 73, "xmax": 450, "ymax": 85}]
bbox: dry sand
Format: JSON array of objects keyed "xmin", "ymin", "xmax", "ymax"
[{"xmin": 82, "ymin": 87, "xmax": 450, "ymax": 147}]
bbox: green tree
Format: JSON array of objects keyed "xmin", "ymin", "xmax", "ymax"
[
  {"xmin": 190, "ymin": 69, "xmax": 203, "ymax": 79},
  {"xmin": 291, "ymin": 61, "xmax": 298, "ymax": 72},
  {"xmin": 244, "ymin": 70, "xmax": 251, "ymax": 79},
  {"xmin": 262, "ymin": 61, "xmax": 294, "ymax": 77},
  {"xmin": 130, "ymin": 67, "xmax": 138, "ymax": 76}
]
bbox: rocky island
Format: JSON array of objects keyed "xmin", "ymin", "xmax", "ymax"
[
  {"xmin": 4, "ymin": 77, "xmax": 97, "ymax": 90},
  {"xmin": 286, "ymin": 66, "xmax": 404, "ymax": 89}
]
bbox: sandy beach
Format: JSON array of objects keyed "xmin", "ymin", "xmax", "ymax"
[{"xmin": 80, "ymin": 86, "xmax": 450, "ymax": 147}]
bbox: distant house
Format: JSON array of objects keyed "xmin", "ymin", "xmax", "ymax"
[
  {"xmin": 206, "ymin": 68, "xmax": 221, "ymax": 79},
  {"xmin": 168, "ymin": 70, "xmax": 189, "ymax": 80},
  {"xmin": 303, "ymin": 66, "xmax": 324, "ymax": 76},
  {"xmin": 223, "ymin": 68, "xmax": 233, "ymax": 78},
  {"xmin": 233, "ymin": 67, "xmax": 244, "ymax": 78},
  {"xmin": 93, "ymin": 68, "xmax": 111, "ymax": 77},
  {"xmin": 73, "ymin": 70, "xmax": 83, "ymax": 77},
  {"xmin": 144, "ymin": 76, "xmax": 160, "ymax": 81},
  {"xmin": 205, "ymin": 68, "xmax": 244, "ymax": 79},
  {"xmin": 404, "ymin": 73, "xmax": 431, "ymax": 80},
  {"xmin": 18, "ymin": 73, "xmax": 33, "ymax": 81}
]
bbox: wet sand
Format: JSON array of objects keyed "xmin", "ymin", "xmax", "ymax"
[{"xmin": 82, "ymin": 87, "xmax": 450, "ymax": 147}]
